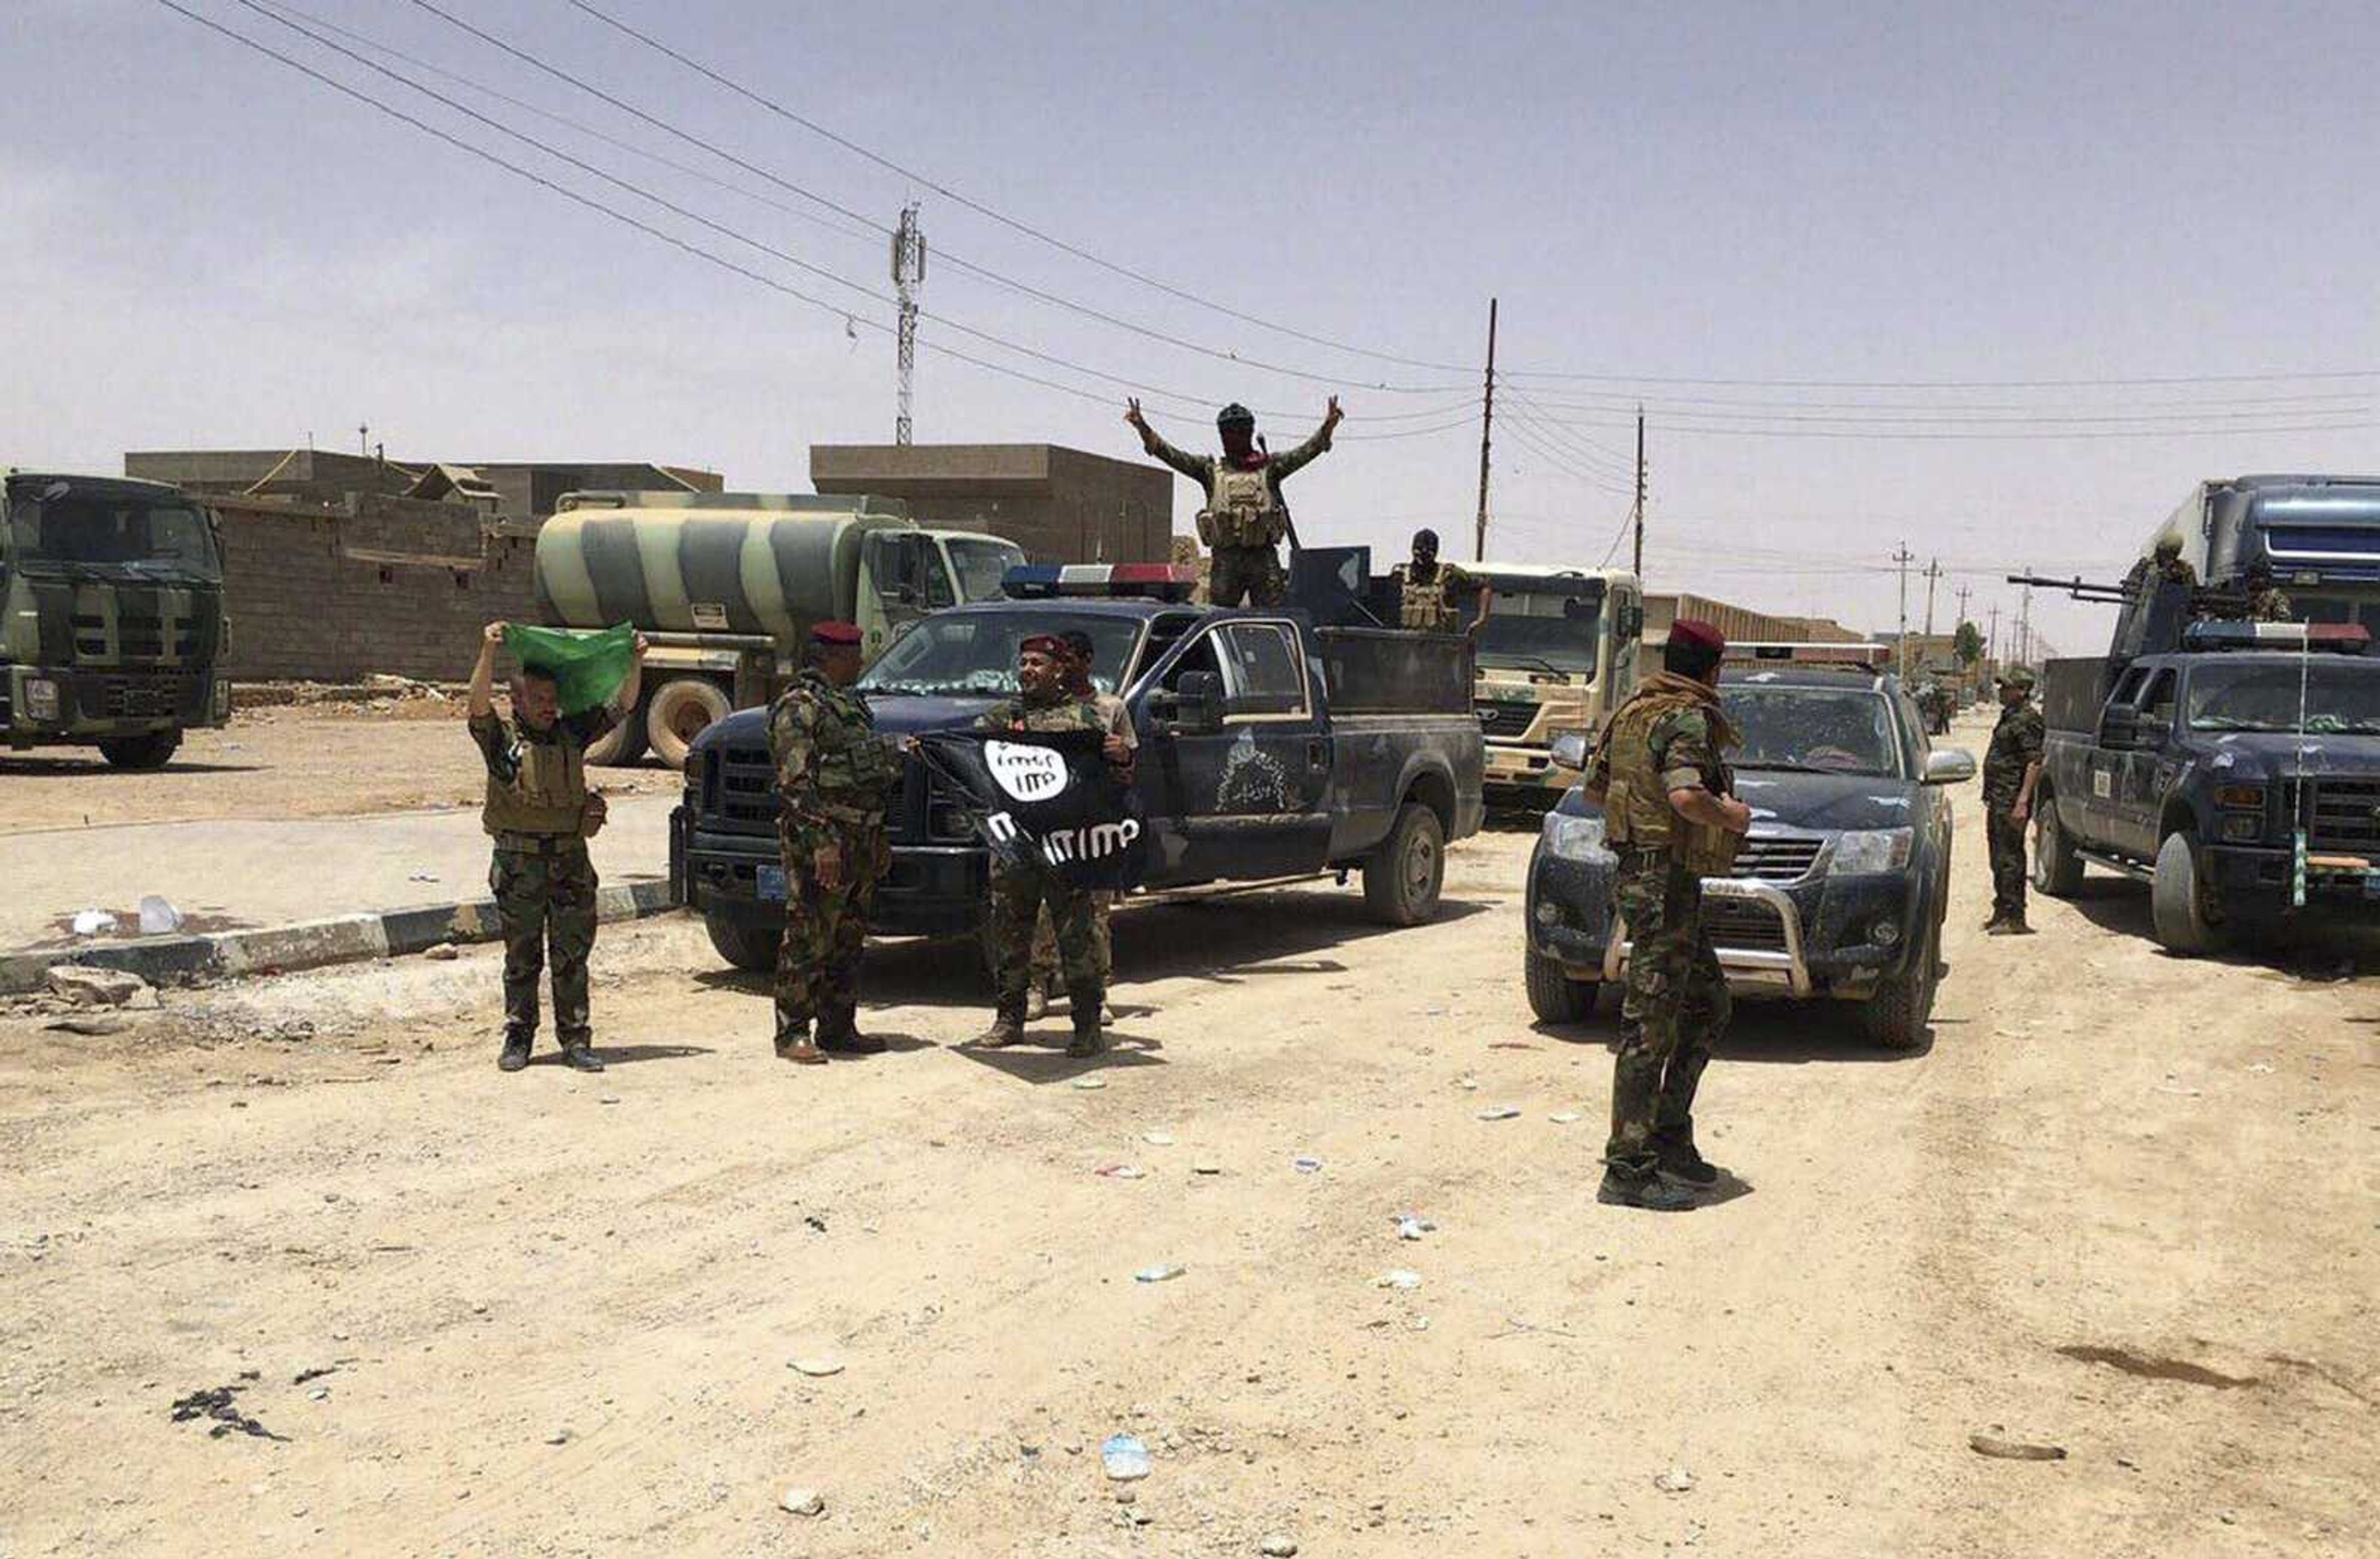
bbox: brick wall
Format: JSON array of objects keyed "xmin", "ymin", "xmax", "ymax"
[{"xmin": 213, "ymin": 494, "xmax": 540, "ymax": 682}]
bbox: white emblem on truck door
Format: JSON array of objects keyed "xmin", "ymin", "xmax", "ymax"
[{"xmin": 2092, "ymin": 770, "xmax": 2112, "ymax": 798}]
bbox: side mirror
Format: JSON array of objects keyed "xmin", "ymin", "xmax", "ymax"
[
  {"xmin": 1154, "ymin": 670, "xmax": 1223, "ymax": 734},
  {"xmin": 1549, "ymin": 731, "xmax": 1591, "ymax": 771},
  {"xmin": 2099, "ymin": 707, "xmax": 2140, "ymax": 751},
  {"xmin": 1922, "ymin": 748, "xmax": 1977, "ymax": 785}
]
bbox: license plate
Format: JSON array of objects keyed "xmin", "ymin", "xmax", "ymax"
[{"xmin": 756, "ymin": 864, "xmax": 788, "ymax": 903}]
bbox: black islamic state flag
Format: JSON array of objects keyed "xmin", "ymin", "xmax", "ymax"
[{"xmin": 913, "ymin": 728, "xmax": 1150, "ymax": 891}]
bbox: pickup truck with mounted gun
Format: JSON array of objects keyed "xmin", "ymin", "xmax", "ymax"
[{"xmin": 672, "ymin": 554, "xmax": 1486, "ymax": 972}]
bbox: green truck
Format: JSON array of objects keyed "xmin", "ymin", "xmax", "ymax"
[{"xmin": 2, "ymin": 470, "xmax": 232, "ymax": 767}]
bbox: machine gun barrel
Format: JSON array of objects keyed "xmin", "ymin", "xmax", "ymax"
[{"xmin": 2004, "ymin": 572, "xmax": 2133, "ymax": 605}]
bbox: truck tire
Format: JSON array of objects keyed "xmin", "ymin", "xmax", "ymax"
[
  {"xmin": 1859, "ymin": 913, "xmax": 1938, "ymax": 1050},
  {"xmin": 2030, "ymin": 788, "xmax": 2084, "ymax": 898},
  {"xmin": 2150, "ymin": 831, "xmax": 2229, "ymax": 956},
  {"xmin": 646, "ymin": 677, "xmax": 731, "ymax": 771},
  {"xmin": 99, "ymin": 731, "xmax": 181, "ymax": 770},
  {"xmin": 704, "ymin": 912, "xmax": 780, "ymax": 974},
  {"xmin": 1362, "ymin": 802, "xmax": 1445, "ymax": 926},
  {"xmin": 1523, "ymin": 944, "xmax": 1596, "ymax": 1024},
  {"xmin": 584, "ymin": 704, "xmax": 650, "ymax": 767}
]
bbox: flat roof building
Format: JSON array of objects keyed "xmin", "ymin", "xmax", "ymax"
[{"xmin": 809, "ymin": 443, "xmax": 1171, "ymax": 564}]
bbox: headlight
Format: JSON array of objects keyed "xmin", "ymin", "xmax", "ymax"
[
  {"xmin": 2213, "ymin": 785, "xmax": 2264, "ymax": 810},
  {"xmin": 1541, "ymin": 810, "xmax": 1610, "ymax": 861},
  {"xmin": 24, "ymin": 678, "xmax": 61, "ymax": 722},
  {"xmin": 1828, "ymin": 827, "xmax": 1913, "ymax": 875}
]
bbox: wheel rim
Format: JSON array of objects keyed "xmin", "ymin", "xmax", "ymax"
[
  {"xmin": 666, "ymin": 701, "xmax": 712, "ymax": 743},
  {"xmin": 1405, "ymin": 832, "xmax": 1438, "ymax": 901},
  {"xmin": 2032, "ymin": 811, "xmax": 2055, "ymax": 885}
]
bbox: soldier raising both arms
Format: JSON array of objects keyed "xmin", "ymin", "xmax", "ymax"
[
  {"xmin": 1126, "ymin": 397, "xmax": 1342, "ymax": 607},
  {"xmin": 767, "ymin": 621, "xmax": 897, "ymax": 1064},
  {"xmin": 467, "ymin": 620, "xmax": 647, "ymax": 1074}
]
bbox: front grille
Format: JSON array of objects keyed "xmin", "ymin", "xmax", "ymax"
[
  {"xmin": 73, "ymin": 613, "xmax": 196, "ymax": 663},
  {"xmin": 1731, "ymin": 834, "xmax": 1823, "ymax": 882},
  {"xmin": 1703, "ymin": 896, "xmax": 1789, "ymax": 952},
  {"xmin": 102, "ymin": 678, "xmax": 182, "ymax": 718},
  {"xmin": 2307, "ymin": 777, "xmax": 2380, "ymax": 852},
  {"xmin": 1475, "ymin": 701, "xmax": 1535, "ymax": 740},
  {"xmin": 717, "ymin": 743, "xmax": 777, "ymax": 829}
]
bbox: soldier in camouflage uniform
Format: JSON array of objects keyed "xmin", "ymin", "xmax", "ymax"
[
  {"xmin": 1391, "ymin": 528, "xmax": 1492, "ymax": 635},
  {"xmin": 977, "ymin": 634, "xmax": 1134, "ymax": 1057},
  {"xmin": 467, "ymin": 620, "xmax": 648, "ymax": 1074},
  {"xmin": 1029, "ymin": 630, "xmax": 1135, "ymax": 1020},
  {"xmin": 2243, "ymin": 560, "xmax": 2295, "ymax": 623},
  {"xmin": 1126, "ymin": 395, "xmax": 1342, "ymax": 608},
  {"xmin": 1982, "ymin": 665, "xmax": 2045, "ymax": 936},
  {"xmin": 1581, "ymin": 619, "xmax": 1750, "ymax": 1212},
  {"xmin": 768, "ymin": 621, "xmax": 897, "ymax": 1063}
]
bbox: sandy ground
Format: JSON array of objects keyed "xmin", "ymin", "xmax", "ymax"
[
  {"xmin": 0, "ymin": 707, "xmax": 679, "ymax": 834},
  {"xmin": 1, "ymin": 754, "xmax": 2373, "ymax": 1557}
]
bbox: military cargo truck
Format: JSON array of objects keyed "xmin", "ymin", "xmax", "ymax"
[
  {"xmin": 534, "ymin": 490, "xmax": 1026, "ymax": 766},
  {"xmin": 2, "ymin": 470, "xmax": 232, "ymax": 767},
  {"xmin": 1463, "ymin": 565, "xmax": 1643, "ymax": 806}
]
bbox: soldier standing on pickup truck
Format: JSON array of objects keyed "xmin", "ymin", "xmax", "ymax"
[
  {"xmin": 1391, "ymin": 528, "xmax": 1492, "ymax": 636},
  {"xmin": 468, "ymin": 620, "xmax": 648, "ymax": 1074},
  {"xmin": 978, "ymin": 634, "xmax": 1134, "ymax": 1057},
  {"xmin": 2244, "ymin": 560, "xmax": 2296, "ymax": 623},
  {"xmin": 1126, "ymin": 397, "xmax": 1342, "ymax": 607},
  {"xmin": 767, "ymin": 621, "xmax": 897, "ymax": 1064},
  {"xmin": 1029, "ymin": 630, "xmax": 1135, "ymax": 1023},
  {"xmin": 1982, "ymin": 666, "xmax": 2045, "ymax": 937},
  {"xmin": 1582, "ymin": 619, "xmax": 1752, "ymax": 1213}
]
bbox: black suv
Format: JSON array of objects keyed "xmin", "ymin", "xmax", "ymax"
[{"xmin": 1523, "ymin": 658, "xmax": 1975, "ymax": 1048}]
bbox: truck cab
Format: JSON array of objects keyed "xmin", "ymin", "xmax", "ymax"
[
  {"xmin": 2128, "ymin": 474, "xmax": 2380, "ymax": 639},
  {"xmin": 1465, "ymin": 566, "xmax": 1642, "ymax": 805}
]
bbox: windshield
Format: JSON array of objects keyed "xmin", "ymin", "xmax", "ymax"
[
  {"xmin": 2187, "ymin": 661, "xmax": 2380, "ymax": 735},
  {"xmin": 858, "ymin": 611, "xmax": 1143, "ymax": 698},
  {"xmin": 7, "ymin": 487, "xmax": 221, "ymax": 578},
  {"xmin": 1473, "ymin": 585, "xmax": 1603, "ymax": 676},
  {"xmin": 947, "ymin": 538, "xmax": 1029, "ymax": 603},
  {"xmin": 1721, "ymin": 684, "xmax": 1903, "ymax": 777}
]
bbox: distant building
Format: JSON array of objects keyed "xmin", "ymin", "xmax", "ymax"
[
  {"xmin": 124, "ymin": 449, "xmax": 721, "ymax": 526},
  {"xmin": 1644, "ymin": 592, "xmax": 1853, "ymax": 648},
  {"xmin": 809, "ymin": 443, "xmax": 1171, "ymax": 564}
]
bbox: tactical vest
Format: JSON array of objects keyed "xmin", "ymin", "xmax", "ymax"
[
  {"xmin": 483, "ymin": 722, "xmax": 590, "ymax": 838},
  {"xmin": 1398, "ymin": 565, "xmax": 1458, "ymax": 632},
  {"xmin": 791, "ymin": 682, "xmax": 899, "ymax": 818},
  {"xmin": 1197, "ymin": 460, "xmax": 1284, "ymax": 549},
  {"xmin": 1595, "ymin": 688, "xmax": 1742, "ymax": 875}
]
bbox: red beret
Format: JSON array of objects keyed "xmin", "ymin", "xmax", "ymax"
[
  {"xmin": 811, "ymin": 621, "xmax": 863, "ymax": 645},
  {"xmin": 1668, "ymin": 619, "xmax": 1727, "ymax": 655},
  {"xmin": 1018, "ymin": 634, "xmax": 1066, "ymax": 657}
]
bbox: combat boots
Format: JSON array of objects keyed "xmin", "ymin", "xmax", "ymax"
[
  {"xmin": 775, "ymin": 1022, "xmax": 825, "ymax": 1066},
  {"xmin": 1597, "ymin": 1168, "xmax": 1698, "ymax": 1212},
  {"xmin": 1654, "ymin": 1129, "xmax": 1721, "ymax": 1189},
  {"xmin": 498, "ymin": 1032, "xmax": 532, "ymax": 1073},
  {"xmin": 1025, "ymin": 982, "xmax": 1049, "ymax": 1023},
  {"xmin": 1065, "ymin": 983, "xmax": 1105, "ymax": 1058},
  {"xmin": 977, "ymin": 997, "xmax": 1027, "ymax": 1049},
  {"xmin": 817, "ymin": 1004, "xmax": 884, "ymax": 1056},
  {"xmin": 1987, "ymin": 916, "xmax": 2032, "ymax": 937}
]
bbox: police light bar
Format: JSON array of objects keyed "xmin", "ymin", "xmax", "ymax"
[
  {"xmin": 2182, "ymin": 621, "xmax": 2373, "ymax": 654},
  {"xmin": 1001, "ymin": 563, "xmax": 1199, "ymax": 602},
  {"xmin": 1722, "ymin": 642, "xmax": 1892, "ymax": 664}
]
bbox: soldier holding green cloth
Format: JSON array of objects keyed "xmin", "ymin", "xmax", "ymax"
[{"xmin": 468, "ymin": 620, "xmax": 648, "ymax": 1073}]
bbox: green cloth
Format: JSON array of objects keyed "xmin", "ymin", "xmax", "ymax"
[{"xmin": 505, "ymin": 623, "xmax": 635, "ymax": 716}]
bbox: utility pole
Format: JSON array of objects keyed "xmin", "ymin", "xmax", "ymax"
[
  {"xmin": 891, "ymin": 201, "xmax": 925, "ymax": 444},
  {"xmin": 1987, "ymin": 603, "xmax": 2001, "ymax": 666},
  {"xmin": 1954, "ymin": 583, "xmax": 1971, "ymax": 629},
  {"xmin": 1473, "ymin": 296, "xmax": 1497, "ymax": 562},
  {"xmin": 1631, "ymin": 407, "xmax": 1647, "ymax": 580},
  {"xmin": 1892, "ymin": 542, "xmax": 1915, "ymax": 679},
  {"xmin": 2017, "ymin": 576, "xmax": 2034, "ymax": 666},
  {"xmin": 1922, "ymin": 557, "xmax": 1942, "ymax": 638}
]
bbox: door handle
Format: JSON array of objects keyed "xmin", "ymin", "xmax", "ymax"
[{"xmin": 1306, "ymin": 738, "xmax": 1329, "ymax": 769}]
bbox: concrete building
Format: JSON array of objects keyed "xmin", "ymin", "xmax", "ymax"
[
  {"xmin": 1644, "ymin": 593, "xmax": 1865, "ymax": 648},
  {"xmin": 809, "ymin": 443, "xmax": 1171, "ymax": 564},
  {"xmin": 125, "ymin": 450, "xmax": 721, "ymax": 526}
]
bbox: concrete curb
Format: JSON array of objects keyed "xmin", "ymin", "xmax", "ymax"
[{"xmin": 1, "ymin": 880, "xmax": 679, "ymax": 994}]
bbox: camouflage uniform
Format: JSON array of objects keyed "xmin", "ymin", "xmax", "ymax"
[
  {"xmin": 979, "ymin": 692, "xmax": 1112, "ymax": 1025},
  {"xmin": 470, "ymin": 705, "xmax": 614, "ymax": 1055},
  {"xmin": 1140, "ymin": 428, "xmax": 1334, "ymax": 607},
  {"xmin": 2247, "ymin": 585, "xmax": 2295, "ymax": 623},
  {"xmin": 1983, "ymin": 694, "xmax": 2045, "ymax": 925},
  {"xmin": 1391, "ymin": 559, "xmax": 1476, "ymax": 633},
  {"xmin": 768, "ymin": 667, "xmax": 896, "ymax": 1048},
  {"xmin": 1587, "ymin": 675, "xmax": 1740, "ymax": 1180},
  {"xmin": 1031, "ymin": 691, "xmax": 1134, "ymax": 994}
]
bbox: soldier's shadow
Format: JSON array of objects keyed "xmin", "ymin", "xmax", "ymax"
[{"xmin": 951, "ymin": 1029, "xmax": 1164, "ymax": 1084}]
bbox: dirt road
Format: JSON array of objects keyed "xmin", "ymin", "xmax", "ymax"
[{"xmin": 1, "ymin": 771, "xmax": 2371, "ymax": 1556}]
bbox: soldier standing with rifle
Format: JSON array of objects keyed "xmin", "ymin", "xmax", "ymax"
[
  {"xmin": 1126, "ymin": 397, "xmax": 1342, "ymax": 607},
  {"xmin": 1982, "ymin": 666, "xmax": 2045, "ymax": 937},
  {"xmin": 768, "ymin": 621, "xmax": 897, "ymax": 1064},
  {"xmin": 1582, "ymin": 620, "xmax": 1750, "ymax": 1212},
  {"xmin": 1392, "ymin": 527, "xmax": 1492, "ymax": 635}
]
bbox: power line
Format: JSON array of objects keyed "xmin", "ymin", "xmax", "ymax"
[
  {"xmin": 1496, "ymin": 417, "xmax": 1635, "ymax": 495},
  {"xmin": 1507, "ymin": 384, "xmax": 2376, "ymax": 417},
  {"xmin": 1501, "ymin": 365, "xmax": 2380, "ymax": 390},
  {"xmin": 1495, "ymin": 394, "xmax": 1637, "ymax": 477},
  {"xmin": 1491, "ymin": 411, "xmax": 2377, "ymax": 443}
]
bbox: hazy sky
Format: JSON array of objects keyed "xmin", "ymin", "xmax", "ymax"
[{"xmin": 9, "ymin": 0, "xmax": 2379, "ymax": 651}]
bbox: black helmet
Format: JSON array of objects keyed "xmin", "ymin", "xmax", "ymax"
[
  {"xmin": 1413, "ymin": 527, "xmax": 1440, "ymax": 551},
  {"xmin": 1216, "ymin": 402, "xmax": 1256, "ymax": 430}
]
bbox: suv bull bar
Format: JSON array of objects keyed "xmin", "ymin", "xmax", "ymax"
[{"xmin": 1598, "ymin": 877, "xmax": 1814, "ymax": 998}]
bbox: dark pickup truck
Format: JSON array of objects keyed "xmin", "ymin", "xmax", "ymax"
[
  {"xmin": 2030, "ymin": 624, "xmax": 2380, "ymax": 952},
  {"xmin": 1522, "ymin": 652, "xmax": 1974, "ymax": 1048},
  {"xmin": 672, "ymin": 575, "xmax": 1486, "ymax": 971}
]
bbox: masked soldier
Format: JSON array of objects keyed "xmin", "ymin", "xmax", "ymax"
[
  {"xmin": 467, "ymin": 620, "xmax": 647, "ymax": 1074},
  {"xmin": 1982, "ymin": 666, "xmax": 2045, "ymax": 936},
  {"xmin": 1391, "ymin": 528, "xmax": 1492, "ymax": 635},
  {"xmin": 1126, "ymin": 395, "xmax": 1343, "ymax": 607},
  {"xmin": 1029, "ymin": 629, "xmax": 1135, "ymax": 1022},
  {"xmin": 977, "ymin": 634, "xmax": 1134, "ymax": 1057},
  {"xmin": 2243, "ymin": 560, "xmax": 2294, "ymax": 623},
  {"xmin": 768, "ymin": 621, "xmax": 897, "ymax": 1063},
  {"xmin": 1582, "ymin": 619, "xmax": 1750, "ymax": 1211}
]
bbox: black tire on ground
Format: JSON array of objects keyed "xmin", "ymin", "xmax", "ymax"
[
  {"xmin": 646, "ymin": 677, "xmax": 732, "ymax": 770},
  {"xmin": 1362, "ymin": 802, "xmax": 1445, "ymax": 926},
  {"xmin": 1859, "ymin": 914, "xmax": 1938, "ymax": 1050},
  {"xmin": 704, "ymin": 912, "xmax": 780, "ymax": 973},
  {"xmin": 98, "ymin": 731, "xmax": 181, "ymax": 770},
  {"xmin": 2031, "ymin": 790, "xmax": 2084, "ymax": 898},
  {"xmin": 584, "ymin": 705, "xmax": 650, "ymax": 766},
  {"xmin": 2150, "ymin": 830, "xmax": 2229, "ymax": 955},
  {"xmin": 1523, "ymin": 943, "xmax": 1596, "ymax": 1024}
]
